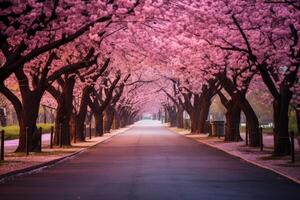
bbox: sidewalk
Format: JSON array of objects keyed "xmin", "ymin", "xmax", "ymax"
[
  {"xmin": 168, "ymin": 127, "xmax": 300, "ymax": 184},
  {"xmin": 4, "ymin": 134, "xmax": 51, "ymax": 152},
  {"xmin": 0, "ymin": 126, "xmax": 132, "ymax": 181}
]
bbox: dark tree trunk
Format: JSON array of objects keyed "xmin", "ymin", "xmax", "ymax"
[
  {"xmin": 129, "ymin": 112, "xmax": 137, "ymax": 125},
  {"xmin": 74, "ymin": 85, "xmax": 95, "ymax": 141},
  {"xmin": 296, "ymin": 108, "xmax": 300, "ymax": 134},
  {"xmin": 255, "ymin": 57, "xmax": 296, "ymax": 155},
  {"xmin": 54, "ymin": 104, "xmax": 72, "ymax": 146},
  {"xmin": 94, "ymin": 112, "xmax": 104, "ymax": 136},
  {"xmin": 125, "ymin": 111, "xmax": 131, "ymax": 126},
  {"xmin": 53, "ymin": 77, "xmax": 75, "ymax": 146},
  {"xmin": 219, "ymin": 74, "xmax": 259, "ymax": 146},
  {"xmin": 0, "ymin": 108, "xmax": 7, "ymax": 126},
  {"xmin": 158, "ymin": 109, "xmax": 162, "ymax": 121},
  {"xmin": 273, "ymin": 95, "xmax": 291, "ymax": 155},
  {"xmin": 180, "ymin": 83, "xmax": 218, "ymax": 134},
  {"xmin": 218, "ymin": 92, "xmax": 242, "ymax": 141},
  {"xmin": 76, "ymin": 113, "xmax": 87, "ymax": 141},
  {"xmin": 120, "ymin": 113, "xmax": 128, "ymax": 128},
  {"xmin": 164, "ymin": 107, "xmax": 169, "ymax": 123},
  {"xmin": 76, "ymin": 98, "xmax": 89, "ymax": 141},
  {"xmin": 177, "ymin": 106, "xmax": 184, "ymax": 128},
  {"xmin": 190, "ymin": 110, "xmax": 201, "ymax": 133},
  {"xmin": 119, "ymin": 108, "xmax": 130, "ymax": 128},
  {"xmin": 189, "ymin": 95, "xmax": 202, "ymax": 134},
  {"xmin": 70, "ymin": 114, "xmax": 76, "ymax": 142},
  {"xmin": 114, "ymin": 111, "xmax": 120, "ymax": 129},
  {"xmin": 16, "ymin": 94, "xmax": 42, "ymax": 152},
  {"xmin": 167, "ymin": 106, "xmax": 177, "ymax": 127},
  {"xmin": 236, "ymin": 100, "xmax": 259, "ymax": 146},
  {"xmin": 103, "ymin": 112, "xmax": 108, "ymax": 133},
  {"xmin": 225, "ymin": 104, "xmax": 242, "ymax": 141},
  {"xmin": 128, "ymin": 113, "xmax": 133, "ymax": 125},
  {"xmin": 240, "ymin": 98, "xmax": 260, "ymax": 146},
  {"xmin": 120, "ymin": 114, "xmax": 125, "ymax": 128},
  {"xmin": 104, "ymin": 107, "xmax": 115, "ymax": 133},
  {"xmin": 199, "ymin": 98, "xmax": 211, "ymax": 133},
  {"xmin": 2, "ymin": 50, "xmax": 98, "ymax": 152}
]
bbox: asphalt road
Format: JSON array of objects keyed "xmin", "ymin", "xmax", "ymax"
[{"xmin": 0, "ymin": 120, "xmax": 299, "ymax": 200}]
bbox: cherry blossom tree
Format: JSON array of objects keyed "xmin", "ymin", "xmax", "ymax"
[
  {"xmin": 201, "ymin": 0, "xmax": 299, "ymax": 155},
  {"xmin": 1, "ymin": 0, "xmax": 298, "ymax": 156},
  {"xmin": 0, "ymin": 0, "xmax": 142, "ymax": 152}
]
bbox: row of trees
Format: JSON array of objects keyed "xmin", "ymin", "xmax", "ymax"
[
  {"xmin": 0, "ymin": 0, "xmax": 299, "ymax": 156},
  {"xmin": 0, "ymin": 0, "xmax": 149, "ymax": 152},
  {"xmin": 131, "ymin": 0, "xmax": 299, "ymax": 156}
]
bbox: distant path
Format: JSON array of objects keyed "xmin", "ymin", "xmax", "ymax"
[{"xmin": 0, "ymin": 120, "xmax": 299, "ymax": 200}]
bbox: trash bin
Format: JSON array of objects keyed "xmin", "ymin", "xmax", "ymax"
[{"xmin": 210, "ymin": 121, "xmax": 225, "ymax": 137}]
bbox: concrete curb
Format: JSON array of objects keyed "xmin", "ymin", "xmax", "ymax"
[
  {"xmin": 167, "ymin": 127, "xmax": 300, "ymax": 185},
  {"xmin": 0, "ymin": 125, "xmax": 133, "ymax": 184},
  {"xmin": 0, "ymin": 148, "xmax": 85, "ymax": 183}
]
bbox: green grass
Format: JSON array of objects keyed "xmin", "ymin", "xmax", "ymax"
[
  {"xmin": 239, "ymin": 114, "xmax": 298, "ymax": 136},
  {"xmin": 239, "ymin": 126, "xmax": 273, "ymax": 134},
  {"xmin": 0, "ymin": 123, "xmax": 54, "ymax": 140},
  {"xmin": 289, "ymin": 110, "xmax": 298, "ymax": 134}
]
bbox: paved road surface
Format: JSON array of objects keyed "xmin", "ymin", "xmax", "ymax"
[{"xmin": 0, "ymin": 120, "xmax": 299, "ymax": 200}]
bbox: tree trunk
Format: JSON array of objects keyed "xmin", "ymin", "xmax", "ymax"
[
  {"xmin": 199, "ymin": 99, "xmax": 211, "ymax": 133},
  {"xmin": 177, "ymin": 106, "xmax": 184, "ymax": 128},
  {"xmin": 167, "ymin": 106, "xmax": 177, "ymax": 127},
  {"xmin": 219, "ymin": 74, "xmax": 259, "ymax": 146},
  {"xmin": 16, "ymin": 95, "xmax": 41, "ymax": 152},
  {"xmin": 296, "ymin": 108, "xmax": 300, "ymax": 134},
  {"xmin": 164, "ymin": 107, "xmax": 170, "ymax": 123},
  {"xmin": 129, "ymin": 111, "xmax": 138, "ymax": 125},
  {"xmin": 76, "ymin": 113, "xmax": 87, "ymax": 141},
  {"xmin": 75, "ymin": 86, "xmax": 92, "ymax": 141},
  {"xmin": 54, "ymin": 77, "xmax": 75, "ymax": 146},
  {"xmin": 54, "ymin": 104, "xmax": 72, "ymax": 146},
  {"xmin": 94, "ymin": 112, "xmax": 104, "ymax": 136},
  {"xmin": 158, "ymin": 109, "xmax": 162, "ymax": 121},
  {"xmin": 0, "ymin": 108, "xmax": 7, "ymax": 126},
  {"xmin": 103, "ymin": 112, "xmax": 108, "ymax": 133},
  {"xmin": 190, "ymin": 110, "xmax": 201, "ymax": 133},
  {"xmin": 273, "ymin": 96, "xmax": 291, "ymax": 155},
  {"xmin": 234, "ymin": 97, "xmax": 259, "ymax": 146},
  {"xmin": 114, "ymin": 112, "xmax": 120, "ymax": 129},
  {"xmin": 69, "ymin": 114, "xmax": 76, "ymax": 142},
  {"xmin": 189, "ymin": 95, "xmax": 202, "ymax": 134},
  {"xmin": 104, "ymin": 107, "xmax": 115, "ymax": 133},
  {"xmin": 119, "ymin": 109, "xmax": 129, "ymax": 128},
  {"xmin": 241, "ymin": 100, "xmax": 260, "ymax": 147},
  {"xmin": 225, "ymin": 103, "xmax": 242, "ymax": 141}
]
